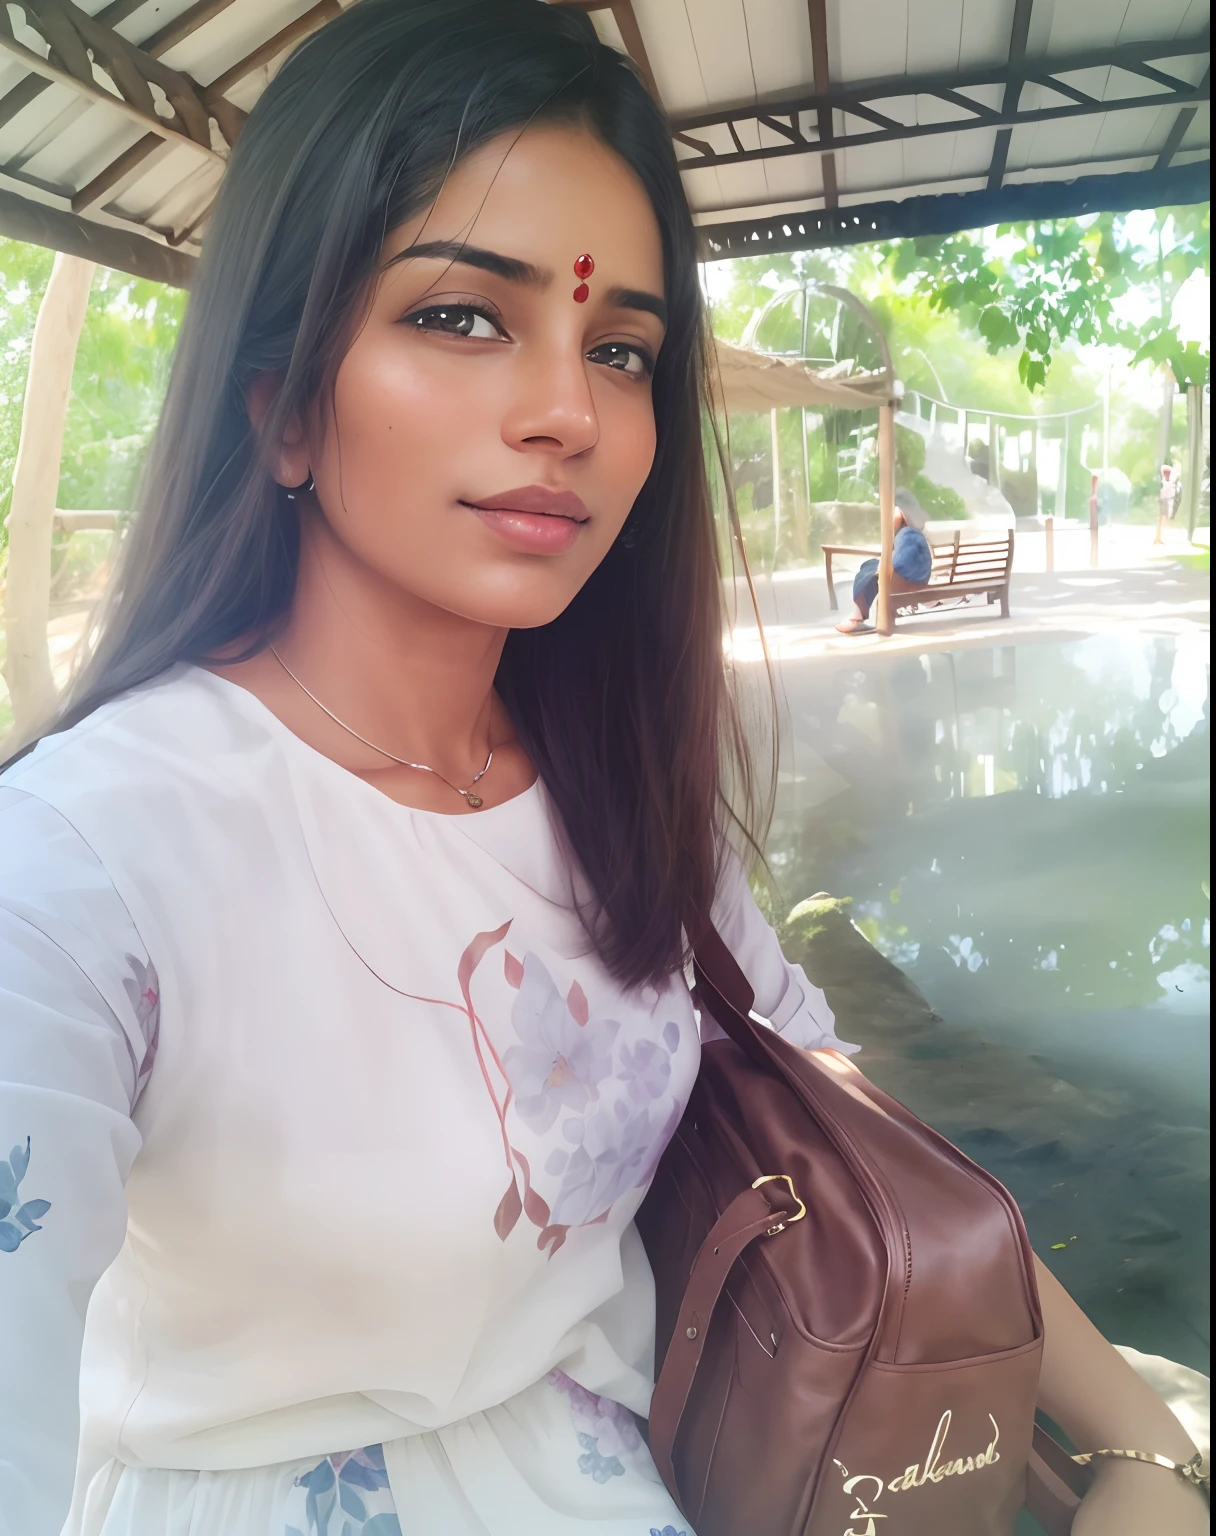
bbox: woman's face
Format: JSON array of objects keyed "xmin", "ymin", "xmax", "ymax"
[{"xmin": 299, "ymin": 123, "xmax": 667, "ymax": 631}]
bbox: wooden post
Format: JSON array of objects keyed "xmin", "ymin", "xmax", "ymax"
[
  {"xmin": 1184, "ymin": 382, "xmax": 1204, "ymax": 542},
  {"xmin": 877, "ymin": 401, "xmax": 896, "ymax": 635},
  {"xmin": 988, "ymin": 415, "xmax": 1001, "ymax": 491},
  {"xmin": 2, "ymin": 253, "xmax": 95, "ymax": 736},
  {"xmin": 770, "ymin": 407, "xmax": 782, "ymax": 576},
  {"xmin": 1056, "ymin": 418, "xmax": 1069, "ymax": 522}
]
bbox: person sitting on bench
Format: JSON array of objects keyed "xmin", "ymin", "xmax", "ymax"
[{"xmin": 835, "ymin": 488, "xmax": 933, "ymax": 634}]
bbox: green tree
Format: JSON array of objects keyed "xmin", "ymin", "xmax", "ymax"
[
  {"xmin": 893, "ymin": 206, "xmax": 1209, "ymax": 394},
  {"xmin": 1, "ymin": 240, "xmax": 184, "ymax": 535}
]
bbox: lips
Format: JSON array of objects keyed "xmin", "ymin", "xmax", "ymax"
[
  {"xmin": 462, "ymin": 485, "xmax": 591, "ymax": 555},
  {"xmin": 465, "ymin": 485, "xmax": 590, "ymax": 522}
]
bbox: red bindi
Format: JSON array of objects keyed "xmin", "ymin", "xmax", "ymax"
[{"xmin": 573, "ymin": 252, "xmax": 594, "ymax": 302}]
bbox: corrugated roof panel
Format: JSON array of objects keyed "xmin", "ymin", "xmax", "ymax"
[
  {"xmin": 742, "ymin": 0, "xmax": 815, "ymax": 99},
  {"xmin": 632, "ymin": 0, "xmax": 710, "ymax": 115},
  {"xmin": 681, "ymin": 0, "xmax": 763, "ymax": 110},
  {"xmin": 834, "ymin": 0, "xmax": 911, "ymax": 80},
  {"xmin": 161, "ymin": 0, "xmax": 324, "ymax": 89},
  {"xmin": 0, "ymin": 0, "xmax": 1207, "ymax": 270},
  {"xmin": 957, "ymin": 0, "xmax": 1016, "ymax": 68},
  {"xmin": 907, "ymin": 0, "xmax": 965, "ymax": 76}
]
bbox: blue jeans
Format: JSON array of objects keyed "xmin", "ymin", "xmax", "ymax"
[{"xmin": 852, "ymin": 558, "xmax": 880, "ymax": 617}]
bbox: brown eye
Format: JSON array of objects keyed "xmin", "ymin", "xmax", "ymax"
[
  {"xmin": 408, "ymin": 305, "xmax": 504, "ymax": 339},
  {"xmin": 588, "ymin": 342, "xmax": 653, "ymax": 378}
]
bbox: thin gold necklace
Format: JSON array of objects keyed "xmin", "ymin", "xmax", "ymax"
[{"xmin": 269, "ymin": 645, "xmax": 494, "ymax": 809}]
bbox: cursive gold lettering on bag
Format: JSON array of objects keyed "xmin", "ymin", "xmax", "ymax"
[{"xmin": 833, "ymin": 1411, "xmax": 1002, "ymax": 1533}]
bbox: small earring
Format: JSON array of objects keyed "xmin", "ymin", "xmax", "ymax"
[
  {"xmin": 620, "ymin": 521, "xmax": 638, "ymax": 549},
  {"xmin": 285, "ymin": 473, "xmax": 314, "ymax": 501}
]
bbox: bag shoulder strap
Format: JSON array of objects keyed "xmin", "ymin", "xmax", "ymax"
[
  {"xmin": 690, "ymin": 918, "xmax": 756, "ymax": 1021},
  {"xmin": 646, "ymin": 1182, "xmax": 799, "ymax": 1495}
]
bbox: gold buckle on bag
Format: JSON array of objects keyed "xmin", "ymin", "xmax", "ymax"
[{"xmin": 753, "ymin": 1173, "xmax": 807, "ymax": 1235}]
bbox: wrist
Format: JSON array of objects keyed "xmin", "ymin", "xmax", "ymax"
[{"xmin": 1087, "ymin": 1453, "xmax": 1210, "ymax": 1508}]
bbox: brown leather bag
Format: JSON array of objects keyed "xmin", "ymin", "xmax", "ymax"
[{"xmin": 635, "ymin": 922, "xmax": 1048, "ymax": 1535}]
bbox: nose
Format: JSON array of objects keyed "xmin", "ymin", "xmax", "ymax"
[{"xmin": 500, "ymin": 340, "xmax": 599, "ymax": 460}]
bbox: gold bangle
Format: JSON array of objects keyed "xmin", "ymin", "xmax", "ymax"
[{"xmin": 1072, "ymin": 1448, "xmax": 1210, "ymax": 1496}]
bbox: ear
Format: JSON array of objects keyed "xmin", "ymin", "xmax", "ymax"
[{"xmin": 247, "ymin": 372, "xmax": 311, "ymax": 489}]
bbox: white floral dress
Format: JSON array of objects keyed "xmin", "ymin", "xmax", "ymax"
[{"xmin": 0, "ymin": 667, "xmax": 855, "ymax": 1536}]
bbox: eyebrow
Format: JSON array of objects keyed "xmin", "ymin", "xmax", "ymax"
[
  {"xmin": 385, "ymin": 240, "xmax": 667, "ymax": 327},
  {"xmin": 384, "ymin": 240, "xmax": 548, "ymax": 286},
  {"xmin": 605, "ymin": 285, "xmax": 667, "ymax": 326}
]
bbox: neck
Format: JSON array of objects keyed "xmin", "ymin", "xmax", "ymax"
[{"xmin": 273, "ymin": 510, "xmax": 508, "ymax": 780}]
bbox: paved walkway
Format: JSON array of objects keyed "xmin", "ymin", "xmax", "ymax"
[{"xmin": 728, "ymin": 532, "xmax": 1209, "ymax": 665}]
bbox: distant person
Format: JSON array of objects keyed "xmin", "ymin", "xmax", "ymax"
[
  {"xmin": 1155, "ymin": 463, "xmax": 1179, "ymax": 544},
  {"xmin": 835, "ymin": 488, "xmax": 933, "ymax": 633}
]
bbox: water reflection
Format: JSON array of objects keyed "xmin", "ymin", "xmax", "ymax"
[
  {"xmin": 770, "ymin": 633, "xmax": 1211, "ymax": 1069},
  {"xmin": 767, "ymin": 632, "xmax": 1210, "ymax": 1374}
]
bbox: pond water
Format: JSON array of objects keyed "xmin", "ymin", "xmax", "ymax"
[{"xmin": 762, "ymin": 631, "xmax": 1210, "ymax": 1374}]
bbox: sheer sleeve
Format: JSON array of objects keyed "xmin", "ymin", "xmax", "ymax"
[
  {"xmin": 706, "ymin": 843, "xmax": 859, "ymax": 1055},
  {"xmin": 0, "ymin": 788, "xmax": 150, "ymax": 1536}
]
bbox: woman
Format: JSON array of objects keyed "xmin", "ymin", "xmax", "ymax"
[{"xmin": 0, "ymin": 4, "xmax": 1205, "ymax": 1535}]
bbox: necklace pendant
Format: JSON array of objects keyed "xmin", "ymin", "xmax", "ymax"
[{"xmin": 466, "ymin": 793, "xmax": 484, "ymax": 809}]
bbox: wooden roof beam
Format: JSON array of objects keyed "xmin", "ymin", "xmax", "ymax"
[
  {"xmin": 0, "ymin": 185, "xmax": 196, "ymax": 285},
  {"xmin": 1155, "ymin": 65, "xmax": 1208, "ymax": 170},
  {"xmin": 201, "ymin": 0, "xmax": 340, "ymax": 100},
  {"xmin": 554, "ymin": 1, "xmax": 659, "ymax": 100},
  {"xmin": 73, "ymin": 0, "xmax": 339, "ymax": 219},
  {"xmin": 141, "ymin": 0, "xmax": 242, "ymax": 60},
  {"xmin": 807, "ymin": 0, "xmax": 837, "ymax": 208},
  {"xmin": 669, "ymin": 76, "xmax": 1209, "ymax": 170},
  {"xmin": 0, "ymin": 0, "xmax": 229, "ymax": 162},
  {"xmin": 992, "ymin": 0, "xmax": 1036, "ymax": 190},
  {"xmin": 0, "ymin": 0, "xmax": 233, "ymax": 133},
  {"xmin": 672, "ymin": 33, "xmax": 1210, "ymax": 136}
]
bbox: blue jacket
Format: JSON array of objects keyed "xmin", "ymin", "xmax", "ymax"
[{"xmin": 893, "ymin": 524, "xmax": 933, "ymax": 585}]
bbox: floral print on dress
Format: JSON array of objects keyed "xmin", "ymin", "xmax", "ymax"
[
  {"xmin": 504, "ymin": 954, "xmax": 619, "ymax": 1132},
  {"xmin": 122, "ymin": 952, "xmax": 160, "ymax": 1103},
  {"xmin": 547, "ymin": 1370, "xmax": 659, "ymax": 1486},
  {"xmin": 393, "ymin": 922, "xmax": 693, "ymax": 1260},
  {"xmin": 0, "ymin": 1137, "xmax": 51, "ymax": 1253},
  {"xmin": 286, "ymin": 1442, "xmax": 399, "ymax": 1536}
]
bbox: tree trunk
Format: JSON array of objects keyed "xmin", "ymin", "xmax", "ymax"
[
  {"xmin": 1158, "ymin": 363, "xmax": 1175, "ymax": 467},
  {"xmin": 988, "ymin": 416, "xmax": 1001, "ymax": 491},
  {"xmin": 2, "ymin": 252, "xmax": 95, "ymax": 739},
  {"xmin": 770, "ymin": 408, "xmax": 782, "ymax": 575},
  {"xmin": 877, "ymin": 402, "xmax": 896, "ymax": 636},
  {"xmin": 1184, "ymin": 382, "xmax": 1205, "ymax": 541}
]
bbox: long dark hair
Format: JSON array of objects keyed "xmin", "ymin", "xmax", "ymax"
[{"xmin": 8, "ymin": 0, "xmax": 773, "ymax": 990}]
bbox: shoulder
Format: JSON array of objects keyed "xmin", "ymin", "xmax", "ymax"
[
  {"xmin": 0, "ymin": 666, "xmax": 279, "ymax": 816},
  {"xmin": 0, "ymin": 668, "xmax": 294, "ymax": 936},
  {"xmin": 896, "ymin": 524, "xmax": 930, "ymax": 547}
]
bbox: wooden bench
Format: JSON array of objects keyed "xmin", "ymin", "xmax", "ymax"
[{"xmin": 823, "ymin": 530, "xmax": 1015, "ymax": 626}]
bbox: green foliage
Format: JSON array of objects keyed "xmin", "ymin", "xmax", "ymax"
[
  {"xmin": 898, "ymin": 207, "xmax": 1209, "ymax": 392},
  {"xmin": 0, "ymin": 241, "xmax": 184, "ymax": 573},
  {"xmin": 910, "ymin": 475, "xmax": 966, "ymax": 520},
  {"xmin": 894, "ymin": 423, "xmax": 925, "ymax": 479}
]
